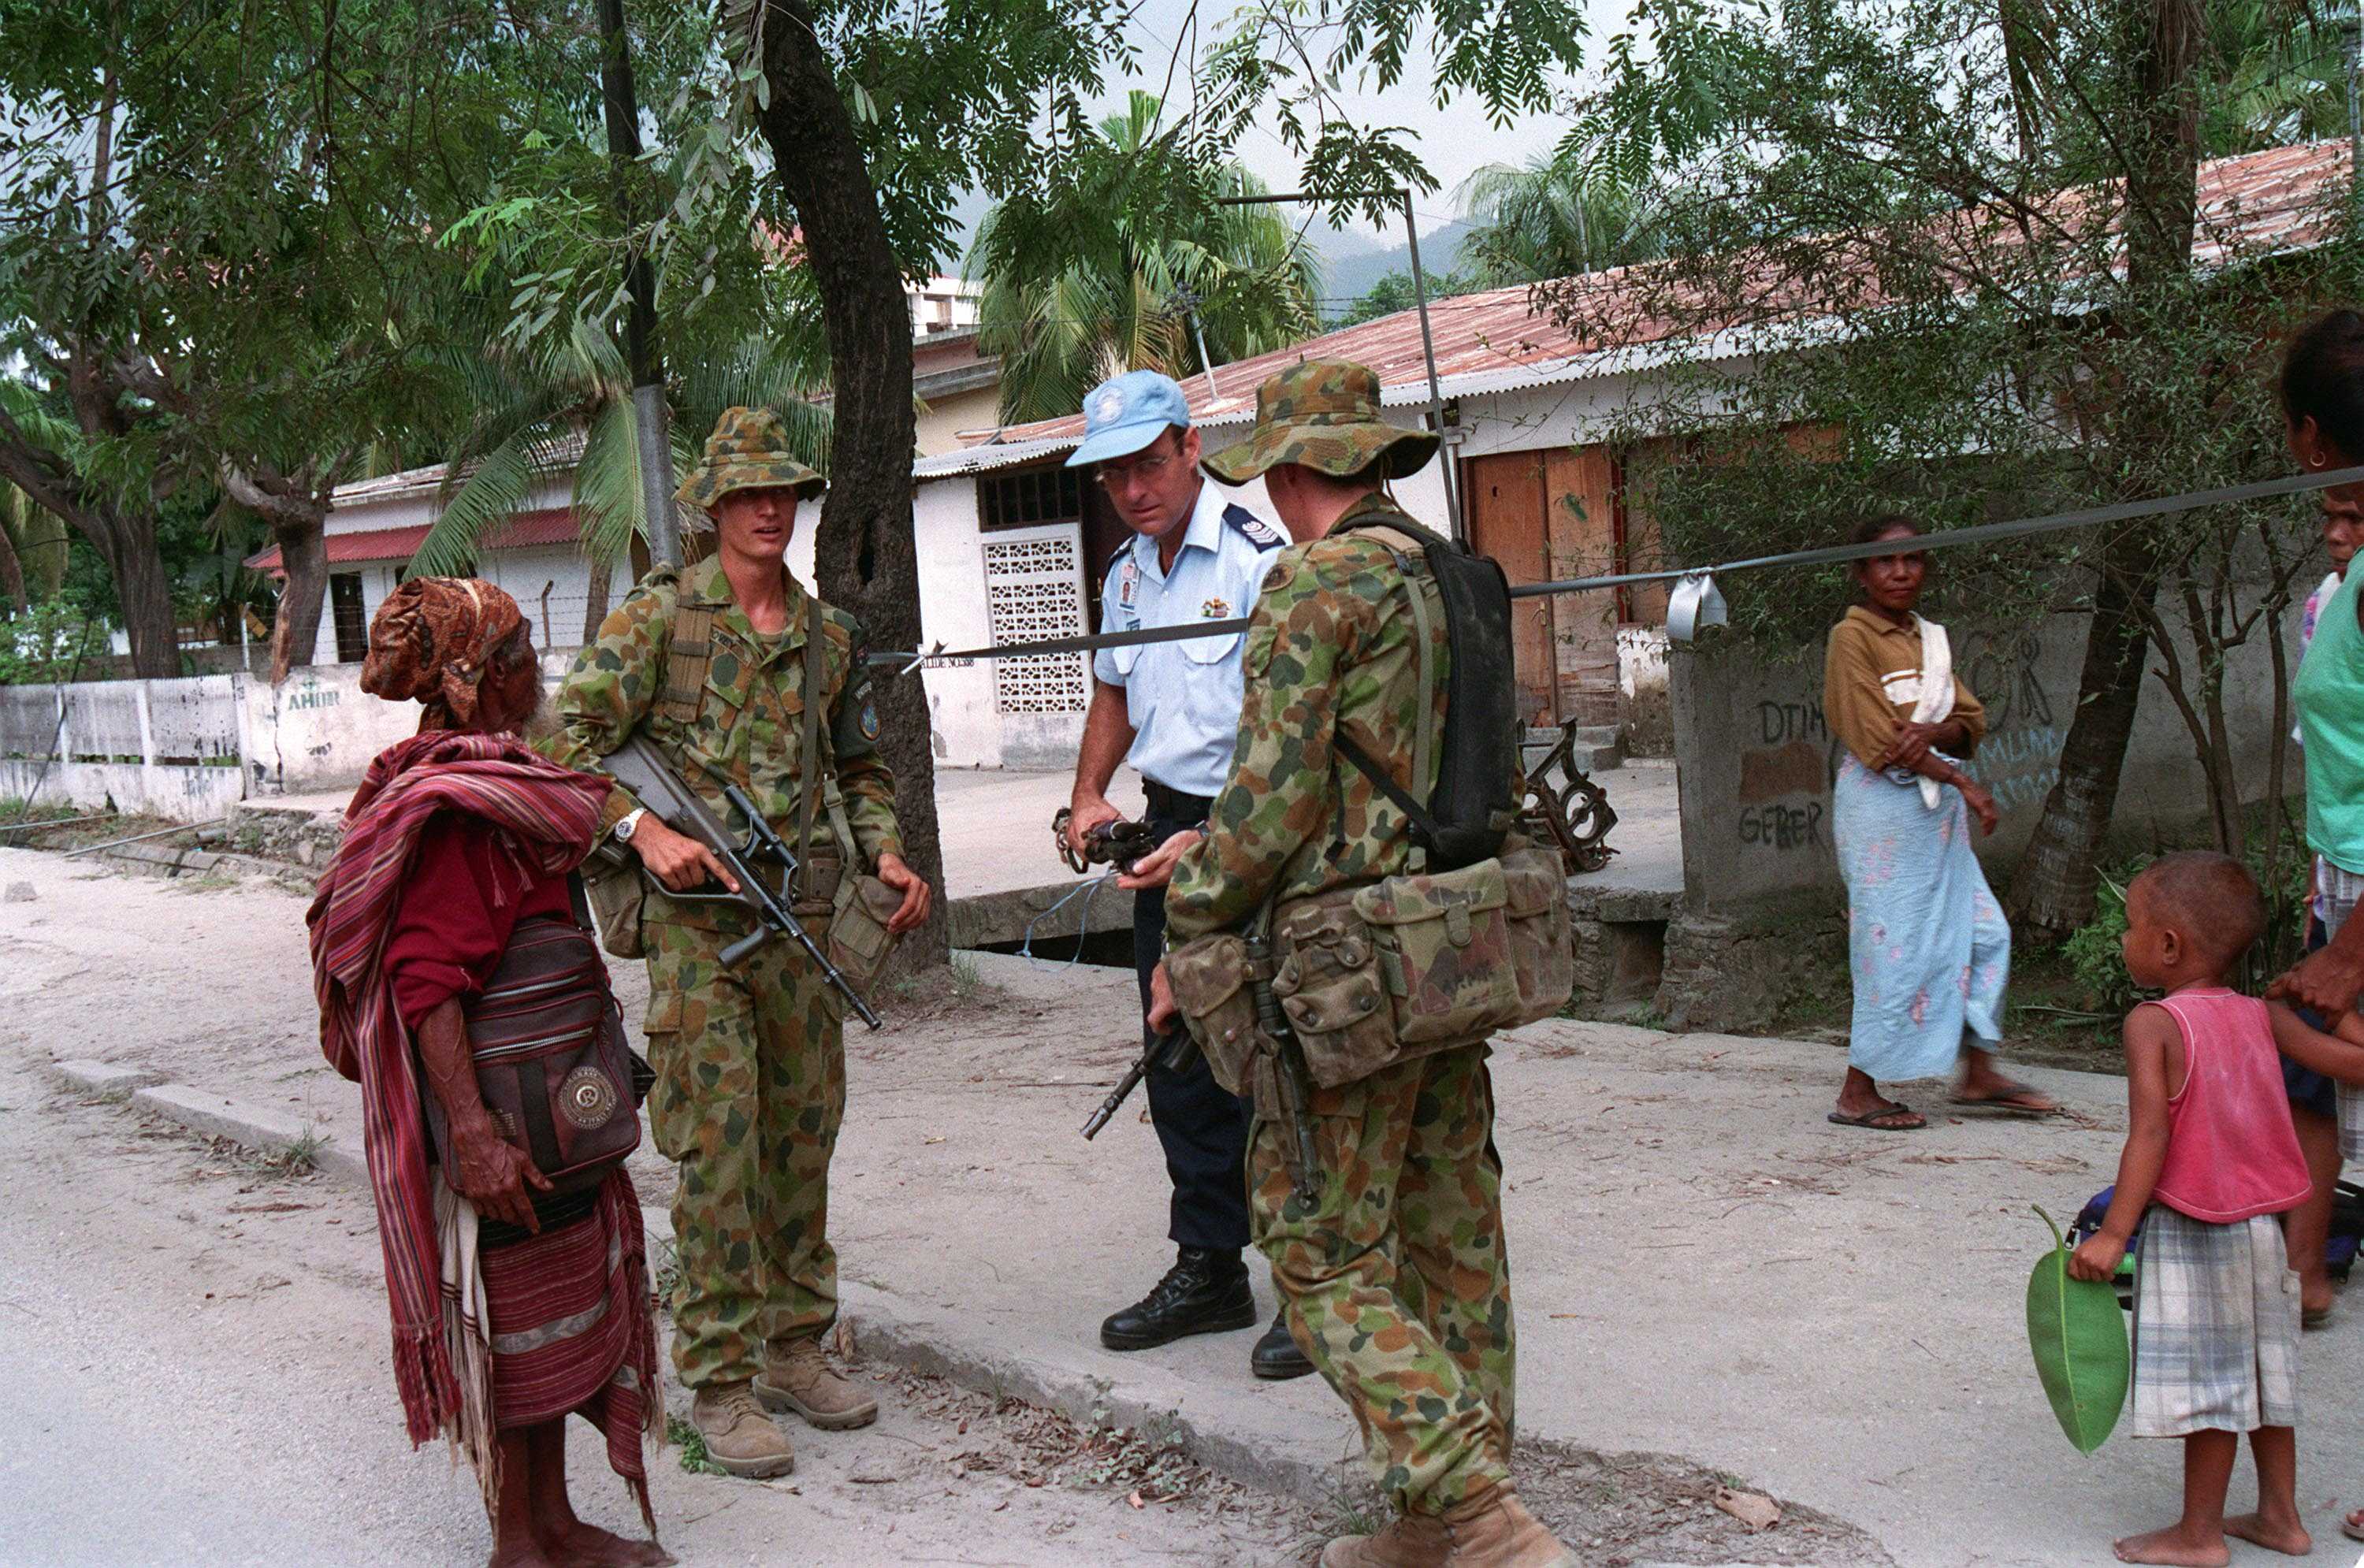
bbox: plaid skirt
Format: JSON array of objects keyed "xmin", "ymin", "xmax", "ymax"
[{"xmin": 2131, "ymin": 1206, "xmax": 2300, "ymax": 1438}]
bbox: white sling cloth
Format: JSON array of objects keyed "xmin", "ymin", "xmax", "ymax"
[{"xmin": 1907, "ymin": 615, "xmax": 1954, "ymax": 811}]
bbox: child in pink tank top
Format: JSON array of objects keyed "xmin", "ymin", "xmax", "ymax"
[{"xmin": 2069, "ymin": 853, "xmax": 2311, "ymax": 1565}]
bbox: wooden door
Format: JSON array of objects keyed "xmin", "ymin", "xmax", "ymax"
[
  {"xmin": 1542, "ymin": 447, "xmax": 1621, "ymax": 726},
  {"xmin": 1463, "ymin": 451, "xmax": 1558, "ymax": 725}
]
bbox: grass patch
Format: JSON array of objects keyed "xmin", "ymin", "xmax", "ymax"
[
  {"xmin": 664, "ymin": 1414, "xmax": 732, "ymax": 1477},
  {"xmin": 247, "ymin": 1129, "xmax": 323, "ymax": 1180},
  {"xmin": 1319, "ymin": 1478, "xmax": 1387, "ymax": 1539}
]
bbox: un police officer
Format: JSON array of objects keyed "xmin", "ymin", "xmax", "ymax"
[{"xmin": 1063, "ymin": 370, "xmax": 1311, "ymax": 1380}]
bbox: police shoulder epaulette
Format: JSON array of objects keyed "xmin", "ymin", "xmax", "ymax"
[
  {"xmin": 1223, "ymin": 505, "xmax": 1285, "ymax": 549},
  {"xmin": 1105, "ymin": 535, "xmax": 1137, "ymax": 576}
]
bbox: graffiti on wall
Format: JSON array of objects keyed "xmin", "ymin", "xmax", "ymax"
[{"xmin": 1729, "ymin": 626, "xmax": 2059, "ymax": 851}]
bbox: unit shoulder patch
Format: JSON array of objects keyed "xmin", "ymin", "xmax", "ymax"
[{"xmin": 1222, "ymin": 505, "xmax": 1284, "ymax": 549}]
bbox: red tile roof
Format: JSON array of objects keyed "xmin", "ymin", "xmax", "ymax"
[
  {"xmin": 244, "ymin": 507, "xmax": 579, "ymax": 574},
  {"xmin": 973, "ymin": 139, "xmax": 2351, "ymax": 448}
]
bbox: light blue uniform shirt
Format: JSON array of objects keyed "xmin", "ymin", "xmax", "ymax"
[{"xmin": 1092, "ymin": 481, "xmax": 1286, "ymax": 799}]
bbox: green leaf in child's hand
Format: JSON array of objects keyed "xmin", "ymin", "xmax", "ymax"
[{"xmin": 2026, "ymin": 1206, "xmax": 2130, "ymax": 1454}]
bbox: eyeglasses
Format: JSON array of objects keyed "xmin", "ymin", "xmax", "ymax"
[{"xmin": 1095, "ymin": 449, "xmax": 1179, "ymax": 489}]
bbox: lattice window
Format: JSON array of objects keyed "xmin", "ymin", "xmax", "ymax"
[{"xmin": 981, "ymin": 530, "xmax": 1089, "ymax": 714}]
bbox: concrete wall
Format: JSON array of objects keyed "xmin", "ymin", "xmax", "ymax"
[
  {"xmin": 1670, "ymin": 610, "xmax": 2299, "ymax": 917},
  {"xmin": 0, "ymin": 675, "xmax": 247, "ymax": 822}
]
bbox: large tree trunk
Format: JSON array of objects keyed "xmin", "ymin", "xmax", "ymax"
[
  {"xmin": 2006, "ymin": 0, "xmax": 2201, "ymax": 938},
  {"xmin": 756, "ymin": 0, "xmax": 946, "ymax": 967},
  {"xmin": 271, "ymin": 522, "xmax": 330, "ymax": 681},
  {"xmin": 0, "ymin": 521, "xmax": 24, "ymax": 613},
  {"xmin": 94, "ymin": 507, "xmax": 181, "ymax": 679}
]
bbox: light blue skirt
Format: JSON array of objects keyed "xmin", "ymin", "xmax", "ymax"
[{"xmin": 1832, "ymin": 753, "xmax": 2010, "ymax": 1082}]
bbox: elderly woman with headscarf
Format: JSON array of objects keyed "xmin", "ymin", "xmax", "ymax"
[{"xmin": 308, "ymin": 578, "xmax": 669, "ymax": 1568}]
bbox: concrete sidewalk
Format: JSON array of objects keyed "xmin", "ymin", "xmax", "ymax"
[{"xmin": 18, "ymin": 847, "xmax": 2355, "ymax": 1567}]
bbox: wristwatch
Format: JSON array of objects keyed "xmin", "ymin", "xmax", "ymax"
[{"xmin": 614, "ymin": 808, "xmax": 648, "ymax": 844}]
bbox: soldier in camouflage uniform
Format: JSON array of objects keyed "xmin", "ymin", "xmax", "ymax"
[
  {"xmin": 544, "ymin": 407, "xmax": 931, "ymax": 1480},
  {"xmin": 1154, "ymin": 362, "xmax": 1578, "ymax": 1568}
]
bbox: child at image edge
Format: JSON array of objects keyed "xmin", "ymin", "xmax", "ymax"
[{"xmin": 2069, "ymin": 852, "xmax": 2323, "ymax": 1566}]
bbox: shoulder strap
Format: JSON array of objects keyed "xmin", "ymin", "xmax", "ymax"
[
  {"xmin": 1329, "ymin": 526, "xmax": 1441, "ymax": 873},
  {"xmin": 796, "ymin": 593, "xmax": 825, "ymax": 872},
  {"xmin": 657, "ymin": 603, "xmax": 719, "ymax": 726}
]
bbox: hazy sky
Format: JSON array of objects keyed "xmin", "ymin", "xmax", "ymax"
[{"xmin": 950, "ymin": 0, "xmax": 1632, "ymax": 253}]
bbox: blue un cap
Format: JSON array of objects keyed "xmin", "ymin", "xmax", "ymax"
[{"xmin": 1065, "ymin": 370, "xmax": 1193, "ymax": 468}]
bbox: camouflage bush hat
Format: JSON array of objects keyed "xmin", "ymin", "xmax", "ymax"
[
  {"xmin": 1202, "ymin": 359, "xmax": 1439, "ymax": 484},
  {"xmin": 675, "ymin": 405, "xmax": 827, "ymax": 513}
]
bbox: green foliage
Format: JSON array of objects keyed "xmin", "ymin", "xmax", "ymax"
[
  {"xmin": 663, "ymin": 1414, "xmax": 731, "ymax": 1477},
  {"xmin": 1455, "ymin": 151, "xmax": 1667, "ymax": 287},
  {"xmin": 1334, "ymin": 268, "xmax": 1481, "ymax": 327},
  {"xmin": 0, "ymin": 598, "xmax": 104, "ymax": 686},
  {"xmin": 2061, "ymin": 867, "xmax": 2140, "ymax": 1019},
  {"xmin": 967, "ymin": 94, "xmax": 1323, "ymax": 423},
  {"xmin": 2025, "ymin": 1206, "xmax": 2129, "ymax": 1455}
]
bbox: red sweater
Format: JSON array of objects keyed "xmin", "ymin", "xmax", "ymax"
[{"xmin": 381, "ymin": 812, "xmax": 572, "ymax": 1032}]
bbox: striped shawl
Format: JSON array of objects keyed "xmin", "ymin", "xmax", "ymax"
[{"xmin": 307, "ymin": 730, "xmax": 611, "ymax": 1451}]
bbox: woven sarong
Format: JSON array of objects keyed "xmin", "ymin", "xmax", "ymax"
[{"xmin": 2131, "ymin": 1206, "xmax": 2300, "ymax": 1437}]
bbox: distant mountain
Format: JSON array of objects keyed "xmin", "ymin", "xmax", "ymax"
[{"xmin": 1311, "ymin": 221, "xmax": 1478, "ymax": 318}]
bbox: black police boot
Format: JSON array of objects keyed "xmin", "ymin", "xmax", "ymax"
[
  {"xmin": 1099, "ymin": 1247, "xmax": 1256, "ymax": 1351},
  {"xmin": 1250, "ymin": 1306, "xmax": 1315, "ymax": 1380}
]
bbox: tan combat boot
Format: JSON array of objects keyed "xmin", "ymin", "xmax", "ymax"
[
  {"xmin": 689, "ymin": 1381, "xmax": 795, "ymax": 1478},
  {"xmin": 1318, "ymin": 1510, "xmax": 1450, "ymax": 1567},
  {"xmin": 755, "ymin": 1335, "xmax": 879, "ymax": 1430},
  {"xmin": 1440, "ymin": 1486, "xmax": 1578, "ymax": 1567}
]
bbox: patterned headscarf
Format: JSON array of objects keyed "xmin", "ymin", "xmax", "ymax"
[{"xmin": 359, "ymin": 577, "xmax": 527, "ymax": 730}]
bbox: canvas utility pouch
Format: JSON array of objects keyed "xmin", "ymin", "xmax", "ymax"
[
  {"xmin": 1165, "ymin": 931, "xmax": 1264, "ymax": 1097},
  {"xmin": 1269, "ymin": 887, "xmax": 1400, "ymax": 1088},
  {"xmin": 1351, "ymin": 856, "xmax": 1525, "ymax": 1045},
  {"xmin": 1499, "ymin": 842, "xmax": 1577, "ymax": 1024},
  {"xmin": 795, "ymin": 844, "xmax": 846, "ymax": 920},
  {"xmin": 823, "ymin": 870, "xmax": 902, "ymax": 1000},
  {"xmin": 580, "ymin": 839, "xmax": 647, "ymax": 960},
  {"xmin": 430, "ymin": 914, "xmax": 643, "ymax": 1195}
]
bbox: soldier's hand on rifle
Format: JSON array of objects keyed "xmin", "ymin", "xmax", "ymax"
[
  {"xmin": 1117, "ymin": 829, "xmax": 1202, "ymax": 891},
  {"xmin": 1146, "ymin": 960, "xmax": 1179, "ymax": 1034},
  {"xmin": 631, "ymin": 816, "xmax": 739, "ymax": 894},
  {"xmin": 1065, "ymin": 792, "xmax": 1121, "ymax": 857},
  {"xmin": 876, "ymin": 851, "xmax": 932, "ymax": 934}
]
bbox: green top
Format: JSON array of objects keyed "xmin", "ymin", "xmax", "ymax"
[{"xmin": 2296, "ymin": 566, "xmax": 2364, "ymax": 874}]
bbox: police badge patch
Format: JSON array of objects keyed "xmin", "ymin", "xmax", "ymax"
[
  {"xmin": 1201, "ymin": 598, "xmax": 1230, "ymax": 619},
  {"xmin": 859, "ymin": 700, "xmax": 880, "ymax": 741}
]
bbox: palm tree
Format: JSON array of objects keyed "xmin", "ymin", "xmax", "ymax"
[
  {"xmin": 1455, "ymin": 150, "xmax": 1668, "ymax": 287},
  {"xmin": 408, "ymin": 312, "xmax": 831, "ymax": 642},
  {"xmin": 967, "ymin": 93, "xmax": 1323, "ymax": 424},
  {"xmin": 2203, "ymin": 0, "xmax": 2359, "ymax": 154}
]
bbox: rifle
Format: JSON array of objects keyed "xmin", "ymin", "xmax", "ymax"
[
  {"xmin": 1246, "ymin": 929, "xmax": 1323, "ymax": 1206},
  {"xmin": 599, "ymin": 734, "xmax": 883, "ymax": 1031},
  {"xmin": 1051, "ymin": 806, "xmax": 1158, "ymax": 877},
  {"xmin": 1080, "ymin": 1027, "xmax": 1196, "ymax": 1140}
]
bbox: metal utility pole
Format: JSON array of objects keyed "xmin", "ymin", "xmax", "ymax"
[
  {"xmin": 1214, "ymin": 188, "xmax": 1464, "ymax": 540},
  {"xmin": 597, "ymin": 0, "xmax": 682, "ymax": 569}
]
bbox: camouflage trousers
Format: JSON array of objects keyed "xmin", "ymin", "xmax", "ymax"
[
  {"xmin": 641, "ymin": 915, "xmax": 846, "ymax": 1390},
  {"xmin": 1251, "ymin": 1042, "xmax": 1514, "ymax": 1515}
]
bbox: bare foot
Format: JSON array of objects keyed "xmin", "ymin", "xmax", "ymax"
[
  {"xmin": 545, "ymin": 1522, "xmax": 674, "ymax": 1568},
  {"xmin": 2225, "ymin": 1512, "xmax": 2312, "ymax": 1556},
  {"xmin": 2112, "ymin": 1525, "xmax": 2229, "ymax": 1566},
  {"xmin": 488, "ymin": 1544, "xmax": 565, "ymax": 1568}
]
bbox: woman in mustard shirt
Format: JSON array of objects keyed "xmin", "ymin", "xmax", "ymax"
[{"xmin": 1824, "ymin": 515, "xmax": 2054, "ymax": 1130}]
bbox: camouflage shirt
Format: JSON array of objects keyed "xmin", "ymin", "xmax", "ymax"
[
  {"xmin": 541, "ymin": 554, "xmax": 901, "ymax": 868},
  {"xmin": 1166, "ymin": 492, "xmax": 1461, "ymax": 940}
]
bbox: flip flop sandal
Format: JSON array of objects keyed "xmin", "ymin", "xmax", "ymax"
[
  {"xmin": 1827, "ymin": 1104, "xmax": 1926, "ymax": 1131},
  {"xmin": 2342, "ymin": 1510, "xmax": 2364, "ymax": 1544},
  {"xmin": 2304, "ymin": 1306, "xmax": 2334, "ymax": 1331},
  {"xmin": 1950, "ymin": 1079, "xmax": 2060, "ymax": 1117}
]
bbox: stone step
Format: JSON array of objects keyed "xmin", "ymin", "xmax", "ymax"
[{"xmin": 225, "ymin": 800, "xmax": 346, "ymax": 869}]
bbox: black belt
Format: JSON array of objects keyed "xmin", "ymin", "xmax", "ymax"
[{"xmin": 1143, "ymin": 779, "xmax": 1215, "ymax": 822}]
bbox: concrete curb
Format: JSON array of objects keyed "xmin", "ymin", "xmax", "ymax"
[{"xmin": 50, "ymin": 1060, "xmax": 366, "ymax": 1185}]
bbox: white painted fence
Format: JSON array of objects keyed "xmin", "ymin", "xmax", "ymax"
[{"xmin": 0, "ymin": 674, "xmax": 247, "ymax": 821}]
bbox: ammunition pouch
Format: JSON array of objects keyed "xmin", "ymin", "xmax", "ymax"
[
  {"xmin": 1165, "ymin": 932, "xmax": 1265, "ymax": 1098},
  {"xmin": 823, "ymin": 868, "xmax": 902, "ymax": 1001},
  {"xmin": 581, "ymin": 838, "xmax": 648, "ymax": 960}
]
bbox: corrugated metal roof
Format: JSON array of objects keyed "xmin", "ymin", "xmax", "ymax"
[
  {"xmin": 245, "ymin": 507, "xmax": 579, "ymax": 573},
  {"xmin": 978, "ymin": 139, "xmax": 2352, "ymax": 448},
  {"xmin": 913, "ymin": 433, "xmax": 1083, "ymax": 481}
]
